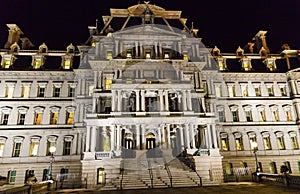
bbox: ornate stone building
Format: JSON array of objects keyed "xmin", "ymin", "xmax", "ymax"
[{"xmin": 0, "ymin": 2, "xmax": 299, "ymax": 189}]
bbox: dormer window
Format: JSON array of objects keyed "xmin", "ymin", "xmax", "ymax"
[
  {"xmin": 39, "ymin": 43, "xmax": 48, "ymax": 54},
  {"xmin": 10, "ymin": 42, "xmax": 20, "ymax": 53},
  {"xmin": 32, "ymin": 55, "xmax": 45, "ymax": 69},
  {"xmin": 164, "ymin": 52, "xmax": 170, "ymax": 59},
  {"xmin": 126, "ymin": 50, "xmax": 132, "ymax": 59},
  {"xmin": 263, "ymin": 57, "xmax": 277, "ymax": 71},
  {"xmin": 183, "ymin": 54, "xmax": 189, "ymax": 61},
  {"xmin": 240, "ymin": 58, "xmax": 252, "ymax": 71},
  {"xmin": 145, "ymin": 49, "xmax": 151, "ymax": 59},
  {"xmin": 61, "ymin": 55, "xmax": 73, "ymax": 70},
  {"xmin": 236, "ymin": 46, "xmax": 244, "ymax": 57},
  {"xmin": 1, "ymin": 54, "xmax": 15, "ymax": 69}
]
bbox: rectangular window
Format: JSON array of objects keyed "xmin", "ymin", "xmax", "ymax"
[
  {"xmin": 164, "ymin": 52, "xmax": 170, "ymax": 59},
  {"xmin": 291, "ymin": 136, "xmax": 299, "ymax": 150},
  {"xmin": 232, "ymin": 110, "xmax": 239, "ymax": 122},
  {"xmin": 263, "ymin": 136, "xmax": 272, "ymax": 150},
  {"xmin": 60, "ymin": 168, "xmax": 69, "ymax": 180},
  {"xmin": 245, "ymin": 110, "xmax": 253, "ymax": 122},
  {"xmin": 34, "ymin": 113, "xmax": 43, "ymax": 125},
  {"xmin": 105, "ymin": 79, "xmax": 112, "ymax": 91},
  {"xmin": 38, "ymin": 87, "xmax": 45, "ymax": 97},
  {"xmin": 66, "ymin": 112, "xmax": 74, "ymax": 125},
  {"xmin": 21, "ymin": 85, "xmax": 30, "ymax": 98},
  {"xmin": 221, "ymin": 137, "xmax": 229, "ymax": 151},
  {"xmin": 183, "ymin": 54, "xmax": 189, "ymax": 61},
  {"xmin": 215, "ymin": 86, "xmax": 222, "ymax": 97},
  {"xmin": 145, "ymin": 50, "xmax": 151, "ymax": 59},
  {"xmin": 280, "ymin": 86, "xmax": 287, "ymax": 96},
  {"xmin": 218, "ymin": 110, "xmax": 226, "ymax": 122},
  {"xmin": 50, "ymin": 112, "xmax": 58, "ymax": 125},
  {"xmin": 46, "ymin": 141, "xmax": 56, "ymax": 156},
  {"xmin": 228, "ymin": 85, "xmax": 235, "ymax": 97},
  {"xmin": 272, "ymin": 110, "xmax": 280, "ymax": 122},
  {"xmin": 255, "ymin": 86, "xmax": 261, "ymax": 96},
  {"xmin": 63, "ymin": 141, "xmax": 71, "ymax": 155},
  {"xmin": 18, "ymin": 113, "xmax": 26, "ymax": 125},
  {"xmin": 259, "ymin": 111, "xmax": 266, "ymax": 122},
  {"xmin": 277, "ymin": 136, "xmax": 285, "ymax": 150},
  {"xmin": 8, "ymin": 170, "xmax": 16, "ymax": 183},
  {"xmin": 2, "ymin": 114, "xmax": 9, "ymax": 125},
  {"xmin": 0, "ymin": 143, "xmax": 4, "ymax": 157},
  {"xmin": 241, "ymin": 85, "xmax": 248, "ymax": 97},
  {"xmin": 106, "ymin": 51, "xmax": 113, "ymax": 60},
  {"xmin": 267, "ymin": 86, "xmax": 274, "ymax": 96},
  {"xmin": 29, "ymin": 142, "xmax": 39, "ymax": 156},
  {"xmin": 5, "ymin": 86, "xmax": 14, "ymax": 98},
  {"xmin": 286, "ymin": 110, "xmax": 292, "ymax": 121},
  {"xmin": 12, "ymin": 142, "xmax": 21, "ymax": 157},
  {"xmin": 68, "ymin": 87, "xmax": 75, "ymax": 97},
  {"xmin": 235, "ymin": 137, "xmax": 244, "ymax": 151},
  {"xmin": 42, "ymin": 169, "xmax": 49, "ymax": 181},
  {"xmin": 53, "ymin": 87, "xmax": 60, "ymax": 97}
]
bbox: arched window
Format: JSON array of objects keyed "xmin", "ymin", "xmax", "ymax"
[
  {"xmin": 261, "ymin": 131, "xmax": 272, "ymax": 150},
  {"xmin": 220, "ymin": 132, "xmax": 229, "ymax": 151},
  {"xmin": 275, "ymin": 131, "xmax": 285, "ymax": 150}
]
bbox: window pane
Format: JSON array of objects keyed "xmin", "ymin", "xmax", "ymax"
[
  {"xmin": 0, "ymin": 143, "xmax": 4, "ymax": 157},
  {"xmin": 291, "ymin": 136, "xmax": 299, "ymax": 150},
  {"xmin": 277, "ymin": 136, "xmax": 285, "ymax": 150},
  {"xmin": 13, "ymin": 142, "xmax": 21, "ymax": 157},
  {"xmin": 66, "ymin": 112, "xmax": 74, "ymax": 125},
  {"xmin": 50, "ymin": 112, "xmax": 58, "ymax": 124},
  {"xmin": 35, "ymin": 113, "xmax": 43, "ymax": 125},
  {"xmin": 29, "ymin": 142, "xmax": 39, "ymax": 156},
  {"xmin": 264, "ymin": 137, "xmax": 272, "ymax": 150}
]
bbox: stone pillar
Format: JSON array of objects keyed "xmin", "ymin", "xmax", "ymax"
[
  {"xmin": 135, "ymin": 90, "xmax": 140, "ymax": 112},
  {"xmin": 182, "ymin": 90, "xmax": 187, "ymax": 111},
  {"xmin": 158, "ymin": 125, "xmax": 162, "ymax": 146},
  {"xmin": 111, "ymin": 90, "xmax": 116, "ymax": 112},
  {"xmin": 85, "ymin": 126, "xmax": 91, "ymax": 152},
  {"xmin": 211, "ymin": 125, "xmax": 218, "ymax": 149},
  {"xmin": 135, "ymin": 42, "xmax": 139, "ymax": 58},
  {"xmin": 98, "ymin": 71, "xmax": 102, "ymax": 89},
  {"xmin": 139, "ymin": 43, "xmax": 143, "ymax": 58},
  {"xmin": 185, "ymin": 124, "xmax": 190, "ymax": 148},
  {"xmin": 290, "ymin": 80, "xmax": 297, "ymax": 95},
  {"xmin": 117, "ymin": 90, "xmax": 122, "ymax": 112},
  {"xmin": 187, "ymin": 90, "xmax": 192, "ymax": 111},
  {"xmin": 159, "ymin": 42, "xmax": 163, "ymax": 58},
  {"xmin": 110, "ymin": 125, "xmax": 115, "ymax": 150},
  {"xmin": 204, "ymin": 126, "xmax": 209, "ymax": 148},
  {"xmin": 166, "ymin": 124, "xmax": 171, "ymax": 149},
  {"xmin": 179, "ymin": 126, "xmax": 184, "ymax": 149},
  {"xmin": 207, "ymin": 125, "xmax": 212, "ymax": 149},
  {"xmin": 161, "ymin": 124, "xmax": 166, "ymax": 148},
  {"xmin": 154, "ymin": 42, "xmax": 158, "ymax": 58},
  {"xmin": 141, "ymin": 125, "xmax": 146, "ymax": 149},
  {"xmin": 81, "ymin": 78, "xmax": 86, "ymax": 95},
  {"xmin": 92, "ymin": 97, "xmax": 97, "ymax": 113},
  {"xmin": 141, "ymin": 90, "xmax": 146, "ymax": 111},
  {"xmin": 94, "ymin": 71, "xmax": 98, "ymax": 88},
  {"xmin": 90, "ymin": 126, "xmax": 97, "ymax": 152},
  {"xmin": 115, "ymin": 40, "xmax": 119, "ymax": 55},
  {"xmin": 116, "ymin": 125, "xmax": 121, "ymax": 150},
  {"xmin": 159, "ymin": 90, "xmax": 164, "ymax": 111},
  {"xmin": 136, "ymin": 124, "xmax": 140, "ymax": 149},
  {"xmin": 165, "ymin": 90, "xmax": 169, "ymax": 111},
  {"xmin": 191, "ymin": 124, "xmax": 196, "ymax": 148}
]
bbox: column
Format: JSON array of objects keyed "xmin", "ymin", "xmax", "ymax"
[
  {"xmin": 154, "ymin": 42, "xmax": 158, "ymax": 58},
  {"xmin": 111, "ymin": 90, "xmax": 116, "ymax": 112},
  {"xmin": 191, "ymin": 124, "xmax": 196, "ymax": 148},
  {"xmin": 92, "ymin": 97, "xmax": 97, "ymax": 113},
  {"xmin": 141, "ymin": 90, "xmax": 146, "ymax": 111},
  {"xmin": 187, "ymin": 90, "xmax": 192, "ymax": 111},
  {"xmin": 159, "ymin": 42, "xmax": 163, "ymax": 58},
  {"xmin": 85, "ymin": 126, "xmax": 91, "ymax": 152},
  {"xmin": 207, "ymin": 125, "xmax": 212, "ymax": 149},
  {"xmin": 161, "ymin": 124, "xmax": 166, "ymax": 148},
  {"xmin": 290, "ymin": 80, "xmax": 297, "ymax": 95},
  {"xmin": 77, "ymin": 79, "xmax": 81, "ymax": 95},
  {"xmin": 166, "ymin": 124, "xmax": 171, "ymax": 149},
  {"xmin": 116, "ymin": 125, "xmax": 121, "ymax": 150},
  {"xmin": 110, "ymin": 125, "xmax": 115, "ymax": 150},
  {"xmin": 81, "ymin": 78, "xmax": 86, "ymax": 95},
  {"xmin": 158, "ymin": 125, "xmax": 162, "ymax": 146},
  {"xmin": 182, "ymin": 90, "xmax": 187, "ymax": 111},
  {"xmin": 179, "ymin": 126, "xmax": 184, "ymax": 149},
  {"xmin": 136, "ymin": 124, "xmax": 140, "ymax": 149},
  {"xmin": 117, "ymin": 90, "xmax": 122, "ymax": 112},
  {"xmin": 139, "ymin": 43, "xmax": 143, "ymax": 58},
  {"xmin": 194, "ymin": 72, "xmax": 199, "ymax": 89},
  {"xmin": 204, "ymin": 127, "xmax": 209, "ymax": 148},
  {"xmin": 211, "ymin": 125, "xmax": 218, "ymax": 149},
  {"xmin": 90, "ymin": 126, "xmax": 97, "ymax": 152},
  {"xmin": 115, "ymin": 40, "xmax": 119, "ymax": 55},
  {"xmin": 135, "ymin": 90, "xmax": 140, "ymax": 112},
  {"xmin": 135, "ymin": 42, "xmax": 139, "ymax": 58},
  {"xmin": 165, "ymin": 90, "xmax": 169, "ymax": 111},
  {"xmin": 141, "ymin": 124, "xmax": 146, "ymax": 149},
  {"xmin": 185, "ymin": 124, "xmax": 190, "ymax": 149},
  {"xmin": 94, "ymin": 71, "xmax": 98, "ymax": 88},
  {"xmin": 159, "ymin": 90, "xmax": 164, "ymax": 111}
]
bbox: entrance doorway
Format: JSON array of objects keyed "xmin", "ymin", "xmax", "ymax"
[
  {"xmin": 97, "ymin": 168, "xmax": 106, "ymax": 185},
  {"xmin": 146, "ymin": 133, "xmax": 156, "ymax": 150}
]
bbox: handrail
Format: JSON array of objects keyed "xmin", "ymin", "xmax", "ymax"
[
  {"xmin": 179, "ymin": 156, "xmax": 202, "ymax": 187},
  {"xmin": 120, "ymin": 160, "xmax": 124, "ymax": 190},
  {"xmin": 147, "ymin": 159, "xmax": 154, "ymax": 188},
  {"xmin": 164, "ymin": 163, "xmax": 173, "ymax": 187}
]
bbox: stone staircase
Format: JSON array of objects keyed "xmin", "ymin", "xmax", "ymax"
[{"xmin": 100, "ymin": 155, "xmax": 217, "ymax": 190}]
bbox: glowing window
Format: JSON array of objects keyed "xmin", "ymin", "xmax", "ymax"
[
  {"xmin": 241, "ymin": 85, "xmax": 248, "ymax": 97},
  {"xmin": 29, "ymin": 142, "xmax": 39, "ymax": 157},
  {"xmin": 267, "ymin": 86, "xmax": 274, "ymax": 96},
  {"xmin": 5, "ymin": 86, "xmax": 14, "ymax": 98},
  {"xmin": 227, "ymin": 84, "xmax": 235, "ymax": 97},
  {"xmin": 64, "ymin": 60, "xmax": 71, "ymax": 69},
  {"xmin": 291, "ymin": 136, "xmax": 299, "ymax": 150},
  {"xmin": 106, "ymin": 51, "xmax": 113, "ymax": 60},
  {"xmin": 66, "ymin": 112, "xmax": 74, "ymax": 125},
  {"xmin": 12, "ymin": 142, "xmax": 21, "ymax": 157},
  {"xmin": 46, "ymin": 141, "xmax": 56, "ymax": 156},
  {"xmin": 21, "ymin": 85, "xmax": 30, "ymax": 98},
  {"xmin": 220, "ymin": 133, "xmax": 229, "ymax": 151},
  {"xmin": 285, "ymin": 110, "xmax": 292, "ymax": 121},
  {"xmin": 105, "ymin": 79, "xmax": 112, "ymax": 90},
  {"xmin": 259, "ymin": 110, "xmax": 266, "ymax": 122},
  {"xmin": 34, "ymin": 113, "xmax": 43, "ymax": 125},
  {"xmin": 164, "ymin": 52, "xmax": 170, "ymax": 59},
  {"xmin": 50, "ymin": 112, "xmax": 58, "ymax": 125},
  {"xmin": 0, "ymin": 143, "xmax": 4, "ymax": 157},
  {"xmin": 272, "ymin": 110, "xmax": 279, "ymax": 122},
  {"xmin": 235, "ymin": 137, "xmax": 244, "ymax": 151},
  {"xmin": 126, "ymin": 50, "xmax": 132, "ymax": 59},
  {"xmin": 263, "ymin": 136, "xmax": 272, "ymax": 150},
  {"xmin": 254, "ymin": 86, "xmax": 261, "ymax": 96},
  {"xmin": 183, "ymin": 54, "xmax": 189, "ymax": 61}
]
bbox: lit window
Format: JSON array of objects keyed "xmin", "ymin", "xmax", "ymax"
[
  {"xmin": 5, "ymin": 84, "xmax": 15, "ymax": 98},
  {"xmin": 257, "ymin": 106, "xmax": 266, "ymax": 122},
  {"xmin": 267, "ymin": 86, "xmax": 274, "ymax": 96},
  {"xmin": 66, "ymin": 112, "xmax": 74, "ymax": 125},
  {"xmin": 220, "ymin": 133, "xmax": 229, "ymax": 151},
  {"xmin": 29, "ymin": 141, "xmax": 39, "ymax": 157},
  {"xmin": 225, "ymin": 163, "xmax": 233, "ymax": 175},
  {"xmin": 272, "ymin": 110, "xmax": 280, "ymax": 122},
  {"xmin": 262, "ymin": 134, "xmax": 272, "ymax": 150},
  {"xmin": 245, "ymin": 110, "xmax": 253, "ymax": 122},
  {"xmin": 126, "ymin": 50, "xmax": 132, "ymax": 59},
  {"xmin": 269, "ymin": 162, "xmax": 277, "ymax": 174},
  {"xmin": 0, "ymin": 143, "xmax": 4, "ymax": 157},
  {"xmin": 276, "ymin": 132, "xmax": 285, "ymax": 150},
  {"xmin": 1, "ymin": 54, "xmax": 15, "ymax": 69},
  {"xmin": 249, "ymin": 136, "xmax": 257, "ymax": 149},
  {"xmin": 227, "ymin": 84, "xmax": 236, "ymax": 97},
  {"xmin": 254, "ymin": 86, "xmax": 261, "ymax": 96},
  {"xmin": 145, "ymin": 50, "xmax": 151, "ymax": 59},
  {"xmin": 183, "ymin": 54, "xmax": 189, "ymax": 61},
  {"xmin": 164, "ymin": 52, "xmax": 170, "ymax": 59},
  {"xmin": 240, "ymin": 58, "xmax": 252, "ymax": 71},
  {"xmin": 264, "ymin": 57, "xmax": 277, "ymax": 71},
  {"xmin": 106, "ymin": 51, "xmax": 113, "ymax": 60},
  {"xmin": 289, "ymin": 132, "xmax": 299, "ymax": 150},
  {"xmin": 46, "ymin": 141, "xmax": 56, "ymax": 156},
  {"xmin": 12, "ymin": 142, "xmax": 22, "ymax": 157},
  {"xmin": 217, "ymin": 57, "xmax": 227, "ymax": 71},
  {"xmin": 21, "ymin": 84, "xmax": 31, "ymax": 98},
  {"xmin": 64, "ymin": 60, "xmax": 71, "ymax": 69},
  {"xmin": 1, "ymin": 114, "xmax": 9, "ymax": 125},
  {"xmin": 280, "ymin": 86, "xmax": 287, "ymax": 96},
  {"xmin": 18, "ymin": 113, "xmax": 26, "ymax": 125},
  {"xmin": 32, "ymin": 55, "xmax": 44, "ymax": 69},
  {"xmin": 218, "ymin": 110, "xmax": 226, "ymax": 122},
  {"xmin": 8, "ymin": 170, "xmax": 17, "ymax": 183},
  {"xmin": 34, "ymin": 113, "xmax": 43, "ymax": 125},
  {"xmin": 62, "ymin": 55, "xmax": 73, "ymax": 69},
  {"xmin": 241, "ymin": 84, "xmax": 248, "ymax": 97},
  {"xmin": 50, "ymin": 112, "xmax": 59, "ymax": 125},
  {"xmin": 232, "ymin": 110, "xmax": 239, "ymax": 122},
  {"xmin": 234, "ymin": 135, "xmax": 244, "ymax": 151},
  {"xmin": 105, "ymin": 79, "xmax": 112, "ymax": 91}
]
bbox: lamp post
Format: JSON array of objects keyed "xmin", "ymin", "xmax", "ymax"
[
  {"xmin": 48, "ymin": 146, "xmax": 56, "ymax": 180},
  {"xmin": 251, "ymin": 142, "xmax": 260, "ymax": 173}
]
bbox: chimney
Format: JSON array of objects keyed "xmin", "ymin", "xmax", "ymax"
[
  {"xmin": 254, "ymin": 31, "xmax": 270, "ymax": 54},
  {"xmin": 4, "ymin": 24, "xmax": 23, "ymax": 49}
]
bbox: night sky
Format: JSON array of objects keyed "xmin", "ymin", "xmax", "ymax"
[{"xmin": 0, "ymin": 0, "xmax": 299, "ymax": 53}]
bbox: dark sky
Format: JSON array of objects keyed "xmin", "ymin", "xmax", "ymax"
[{"xmin": 0, "ymin": 0, "xmax": 299, "ymax": 53}]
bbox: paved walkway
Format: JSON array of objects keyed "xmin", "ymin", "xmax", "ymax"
[{"xmin": 52, "ymin": 182, "xmax": 300, "ymax": 194}]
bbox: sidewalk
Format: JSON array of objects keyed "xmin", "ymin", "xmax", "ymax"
[{"xmin": 51, "ymin": 182, "xmax": 300, "ymax": 194}]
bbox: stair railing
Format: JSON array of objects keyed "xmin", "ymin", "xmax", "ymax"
[
  {"xmin": 164, "ymin": 163, "xmax": 173, "ymax": 187},
  {"xmin": 147, "ymin": 159, "xmax": 154, "ymax": 188},
  {"xmin": 178, "ymin": 155, "xmax": 202, "ymax": 187}
]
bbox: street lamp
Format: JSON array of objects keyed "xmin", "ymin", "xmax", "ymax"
[
  {"xmin": 48, "ymin": 146, "xmax": 56, "ymax": 180},
  {"xmin": 251, "ymin": 142, "xmax": 260, "ymax": 173}
]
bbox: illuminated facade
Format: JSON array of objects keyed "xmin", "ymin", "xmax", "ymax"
[{"xmin": 0, "ymin": 2, "xmax": 299, "ymax": 189}]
